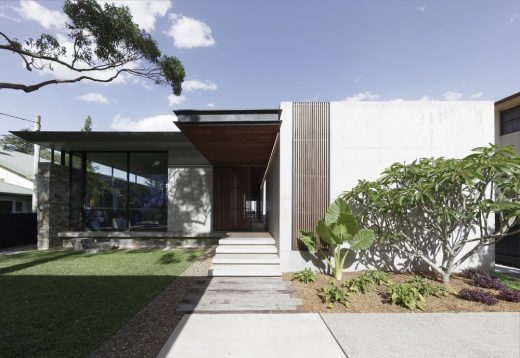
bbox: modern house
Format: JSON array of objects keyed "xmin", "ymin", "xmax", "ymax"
[
  {"xmin": 495, "ymin": 91, "xmax": 520, "ymax": 267},
  {"xmin": 13, "ymin": 100, "xmax": 496, "ymax": 274},
  {"xmin": 0, "ymin": 149, "xmax": 44, "ymax": 213}
]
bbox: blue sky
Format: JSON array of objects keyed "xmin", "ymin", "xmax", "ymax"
[{"xmin": 0, "ymin": 0, "xmax": 519, "ymax": 135}]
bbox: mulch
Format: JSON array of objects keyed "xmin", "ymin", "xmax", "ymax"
[
  {"xmin": 283, "ymin": 271, "xmax": 520, "ymax": 313},
  {"xmin": 89, "ymin": 248, "xmax": 215, "ymax": 358}
]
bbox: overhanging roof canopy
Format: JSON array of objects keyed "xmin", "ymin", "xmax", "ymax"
[
  {"xmin": 10, "ymin": 131, "xmax": 195, "ymax": 152},
  {"xmin": 174, "ymin": 109, "xmax": 281, "ymax": 166}
]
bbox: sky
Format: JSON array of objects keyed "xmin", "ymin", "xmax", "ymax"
[{"xmin": 0, "ymin": 0, "xmax": 519, "ymax": 135}]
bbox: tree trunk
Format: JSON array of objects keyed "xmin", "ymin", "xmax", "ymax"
[{"xmin": 441, "ymin": 273, "xmax": 450, "ymax": 285}]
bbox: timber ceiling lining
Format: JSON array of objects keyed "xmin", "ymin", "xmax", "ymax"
[{"xmin": 175, "ymin": 122, "xmax": 280, "ymax": 166}]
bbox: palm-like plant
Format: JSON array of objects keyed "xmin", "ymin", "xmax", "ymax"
[{"xmin": 299, "ymin": 198, "xmax": 375, "ymax": 280}]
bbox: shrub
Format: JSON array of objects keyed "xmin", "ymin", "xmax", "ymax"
[
  {"xmin": 461, "ymin": 267, "xmax": 506, "ymax": 290},
  {"xmin": 387, "ymin": 283, "xmax": 426, "ymax": 310},
  {"xmin": 292, "ymin": 268, "xmax": 317, "ymax": 284},
  {"xmin": 461, "ymin": 267, "xmax": 494, "ymax": 280},
  {"xmin": 407, "ymin": 276, "xmax": 449, "ymax": 298},
  {"xmin": 458, "ymin": 288, "xmax": 498, "ymax": 305},
  {"xmin": 366, "ymin": 270, "xmax": 393, "ymax": 286},
  {"xmin": 344, "ymin": 145, "xmax": 520, "ymax": 285},
  {"xmin": 320, "ymin": 282, "xmax": 351, "ymax": 308},
  {"xmin": 299, "ymin": 198, "xmax": 375, "ymax": 281},
  {"xmin": 498, "ymin": 288, "xmax": 520, "ymax": 302},
  {"xmin": 496, "ymin": 273, "xmax": 520, "ymax": 291},
  {"xmin": 346, "ymin": 275, "xmax": 373, "ymax": 294}
]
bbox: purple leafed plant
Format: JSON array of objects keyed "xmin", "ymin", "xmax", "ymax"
[
  {"xmin": 459, "ymin": 288, "xmax": 498, "ymax": 305},
  {"xmin": 498, "ymin": 289, "xmax": 520, "ymax": 303},
  {"xmin": 460, "ymin": 268, "xmax": 506, "ymax": 290}
]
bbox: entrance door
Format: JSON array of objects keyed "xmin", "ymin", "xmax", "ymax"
[{"xmin": 213, "ymin": 166, "xmax": 264, "ymax": 231}]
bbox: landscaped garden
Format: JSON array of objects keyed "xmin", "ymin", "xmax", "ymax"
[
  {"xmin": 289, "ymin": 145, "xmax": 520, "ymax": 313},
  {"xmin": 0, "ymin": 249, "xmax": 200, "ymax": 358}
]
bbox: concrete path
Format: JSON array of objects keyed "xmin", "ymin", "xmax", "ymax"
[
  {"xmin": 157, "ymin": 313, "xmax": 346, "ymax": 358},
  {"xmin": 158, "ymin": 312, "xmax": 520, "ymax": 358},
  {"xmin": 176, "ymin": 277, "xmax": 302, "ymax": 313},
  {"xmin": 322, "ymin": 312, "xmax": 520, "ymax": 358}
]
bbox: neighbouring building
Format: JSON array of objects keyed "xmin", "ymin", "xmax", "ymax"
[
  {"xmin": 494, "ymin": 91, "xmax": 520, "ymax": 267},
  {"xmin": 0, "ymin": 149, "xmax": 45, "ymax": 213},
  {"xmin": 13, "ymin": 100, "xmax": 495, "ymax": 272}
]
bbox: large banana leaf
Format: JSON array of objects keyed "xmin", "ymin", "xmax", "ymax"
[
  {"xmin": 298, "ymin": 231, "xmax": 317, "ymax": 252},
  {"xmin": 331, "ymin": 223, "xmax": 351, "ymax": 244},
  {"xmin": 336, "ymin": 213, "xmax": 361, "ymax": 236},
  {"xmin": 316, "ymin": 220, "xmax": 335, "ymax": 245},
  {"xmin": 324, "ymin": 198, "xmax": 351, "ymax": 225},
  {"xmin": 348, "ymin": 229, "xmax": 376, "ymax": 251}
]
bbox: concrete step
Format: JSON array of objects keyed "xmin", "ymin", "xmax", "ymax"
[
  {"xmin": 209, "ymin": 264, "xmax": 281, "ymax": 277},
  {"xmin": 212, "ymin": 253, "xmax": 279, "ymax": 264},
  {"xmin": 218, "ymin": 237, "xmax": 275, "ymax": 245},
  {"xmin": 215, "ymin": 245, "xmax": 277, "ymax": 254}
]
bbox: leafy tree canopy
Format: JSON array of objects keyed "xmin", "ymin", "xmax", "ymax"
[
  {"xmin": 0, "ymin": 0, "xmax": 185, "ymax": 93},
  {"xmin": 344, "ymin": 145, "xmax": 520, "ymax": 284}
]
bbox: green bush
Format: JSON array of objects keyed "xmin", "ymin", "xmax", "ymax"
[
  {"xmin": 496, "ymin": 273, "xmax": 520, "ymax": 291},
  {"xmin": 292, "ymin": 268, "xmax": 317, "ymax": 283},
  {"xmin": 407, "ymin": 276, "xmax": 449, "ymax": 298},
  {"xmin": 387, "ymin": 283, "xmax": 426, "ymax": 310},
  {"xmin": 366, "ymin": 270, "xmax": 393, "ymax": 286},
  {"xmin": 345, "ymin": 270, "xmax": 392, "ymax": 294},
  {"xmin": 320, "ymin": 282, "xmax": 351, "ymax": 308}
]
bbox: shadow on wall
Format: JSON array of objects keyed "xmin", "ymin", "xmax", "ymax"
[{"xmin": 168, "ymin": 167, "xmax": 212, "ymax": 233}]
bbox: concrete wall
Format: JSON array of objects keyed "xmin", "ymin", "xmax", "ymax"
[
  {"xmin": 36, "ymin": 163, "xmax": 70, "ymax": 249},
  {"xmin": 265, "ymin": 136, "xmax": 280, "ymax": 251},
  {"xmin": 279, "ymin": 101, "xmax": 496, "ymax": 272},
  {"xmin": 167, "ymin": 149, "xmax": 213, "ymax": 233},
  {"xmin": 0, "ymin": 166, "xmax": 33, "ymax": 189}
]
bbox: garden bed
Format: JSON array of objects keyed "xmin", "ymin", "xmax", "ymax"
[{"xmin": 283, "ymin": 271, "xmax": 520, "ymax": 313}]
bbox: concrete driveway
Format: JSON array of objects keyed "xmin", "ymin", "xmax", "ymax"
[{"xmin": 157, "ymin": 312, "xmax": 520, "ymax": 358}]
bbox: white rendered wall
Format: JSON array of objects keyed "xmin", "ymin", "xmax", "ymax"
[
  {"xmin": 280, "ymin": 101, "xmax": 495, "ymax": 272},
  {"xmin": 0, "ymin": 166, "xmax": 33, "ymax": 189},
  {"xmin": 167, "ymin": 149, "xmax": 213, "ymax": 233},
  {"xmin": 265, "ymin": 137, "xmax": 280, "ymax": 251}
]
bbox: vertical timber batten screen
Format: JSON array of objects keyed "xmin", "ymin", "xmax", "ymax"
[{"xmin": 292, "ymin": 102, "xmax": 330, "ymax": 250}]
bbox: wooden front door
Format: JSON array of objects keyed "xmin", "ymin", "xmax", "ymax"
[{"xmin": 213, "ymin": 166, "xmax": 252, "ymax": 231}]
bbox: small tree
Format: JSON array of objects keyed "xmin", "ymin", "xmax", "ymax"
[
  {"xmin": 299, "ymin": 198, "xmax": 376, "ymax": 280},
  {"xmin": 81, "ymin": 115, "xmax": 92, "ymax": 132},
  {"xmin": 0, "ymin": 0, "xmax": 185, "ymax": 94},
  {"xmin": 343, "ymin": 145, "xmax": 520, "ymax": 284}
]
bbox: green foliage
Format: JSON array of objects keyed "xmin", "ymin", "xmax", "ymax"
[
  {"xmin": 496, "ymin": 273, "xmax": 520, "ymax": 291},
  {"xmin": 298, "ymin": 198, "xmax": 375, "ymax": 280},
  {"xmin": 346, "ymin": 270, "xmax": 393, "ymax": 293},
  {"xmin": 320, "ymin": 282, "xmax": 351, "ymax": 308},
  {"xmin": 407, "ymin": 276, "xmax": 449, "ymax": 298},
  {"xmin": 344, "ymin": 145, "xmax": 520, "ymax": 284},
  {"xmin": 292, "ymin": 268, "xmax": 317, "ymax": 284},
  {"xmin": 0, "ymin": 0, "xmax": 185, "ymax": 93},
  {"xmin": 82, "ymin": 115, "xmax": 92, "ymax": 132},
  {"xmin": 387, "ymin": 283, "xmax": 426, "ymax": 310}
]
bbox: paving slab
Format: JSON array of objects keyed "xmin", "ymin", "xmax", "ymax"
[
  {"xmin": 321, "ymin": 312, "xmax": 520, "ymax": 358},
  {"xmin": 157, "ymin": 313, "xmax": 346, "ymax": 358}
]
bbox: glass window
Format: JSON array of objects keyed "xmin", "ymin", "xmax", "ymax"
[
  {"xmin": 15, "ymin": 201, "xmax": 24, "ymax": 212},
  {"xmin": 84, "ymin": 153, "xmax": 128, "ymax": 231},
  {"xmin": 501, "ymin": 105, "xmax": 520, "ymax": 135},
  {"xmin": 129, "ymin": 153, "xmax": 168, "ymax": 231}
]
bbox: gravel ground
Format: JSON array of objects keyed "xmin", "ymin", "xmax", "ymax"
[
  {"xmin": 90, "ymin": 248, "xmax": 215, "ymax": 358},
  {"xmin": 284, "ymin": 271, "xmax": 520, "ymax": 313}
]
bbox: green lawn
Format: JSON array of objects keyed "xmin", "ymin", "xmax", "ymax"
[
  {"xmin": 0, "ymin": 249, "xmax": 200, "ymax": 358},
  {"xmin": 497, "ymin": 273, "xmax": 520, "ymax": 291}
]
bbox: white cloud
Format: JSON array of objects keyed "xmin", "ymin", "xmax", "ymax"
[
  {"xmin": 97, "ymin": 1, "xmax": 171, "ymax": 32},
  {"xmin": 76, "ymin": 93, "xmax": 108, "ymax": 104},
  {"xmin": 354, "ymin": 75, "xmax": 362, "ymax": 83},
  {"xmin": 183, "ymin": 79, "xmax": 217, "ymax": 92},
  {"xmin": 167, "ymin": 14, "xmax": 216, "ymax": 49},
  {"xmin": 0, "ymin": 6, "xmax": 20, "ymax": 22},
  {"xmin": 468, "ymin": 91, "xmax": 483, "ymax": 99},
  {"xmin": 168, "ymin": 94, "xmax": 187, "ymax": 106},
  {"xmin": 442, "ymin": 91, "xmax": 463, "ymax": 101},
  {"xmin": 509, "ymin": 14, "xmax": 519, "ymax": 24},
  {"xmin": 110, "ymin": 114, "xmax": 179, "ymax": 131},
  {"xmin": 14, "ymin": 0, "xmax": 67, "ymax": 29},
  {"xmin": 418, "ymin": 95, "xmax": 433, "ymax": 101},
  {"xmin": 342, "ymin": 91, "xmax": 379, "ymax": 102},
  {"xmin": 207, "ymin": 103, "xmax": 215, "ymax": 108},
  {"xmin": 416, "ymin": 6, "xmax": 426, "ymax": 12}
]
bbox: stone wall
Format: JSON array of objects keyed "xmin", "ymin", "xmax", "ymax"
[{"xmin": 37, "ymin": 163, "xmax": 70, "ymax": 249}]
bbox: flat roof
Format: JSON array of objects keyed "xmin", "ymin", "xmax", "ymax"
[
  {"xmin": 496, "ymin": 91, "xmax": 520, "ymax": 105},
  {"xmin": 10, "ymin": 131, "xmax": 196, "ymax": 152},
  {"xmin": 174, "ymin": 109, "xmax": 281, "ymax": 123}
]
